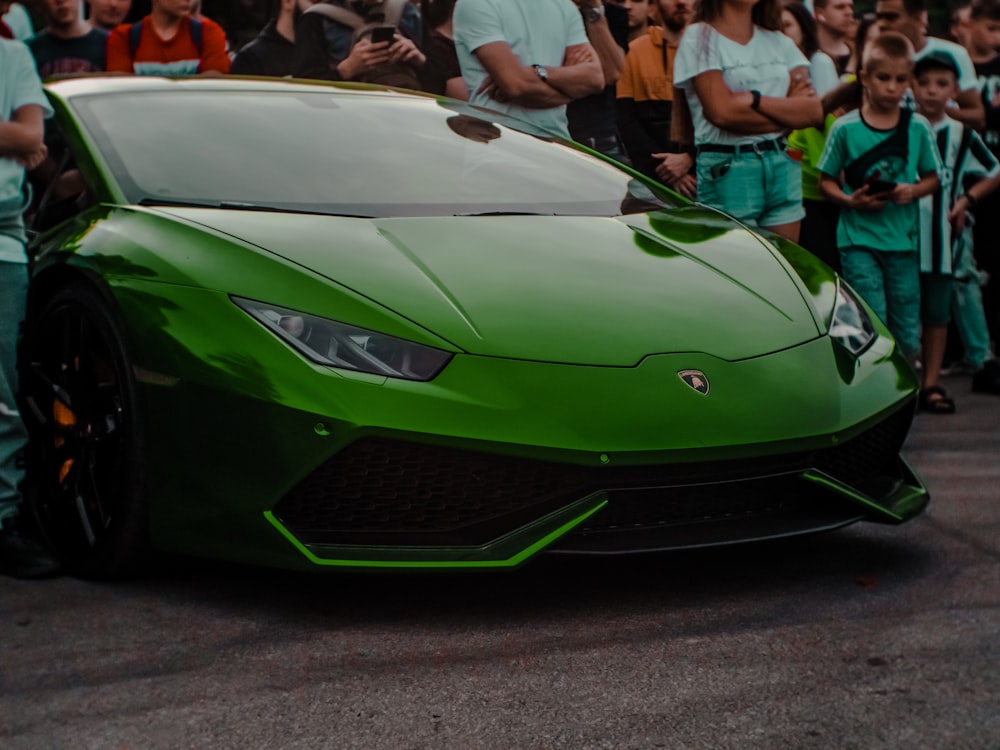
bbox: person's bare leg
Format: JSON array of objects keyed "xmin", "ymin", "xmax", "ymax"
[
  {"xmin": 921, "ymin": 323, "xmax": 955, "ymax": 412},
  {"xmin": 763, "ymin": 221, "xmax": 800, "ymax": 243}
]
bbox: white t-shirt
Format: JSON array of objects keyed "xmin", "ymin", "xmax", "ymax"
[
  {"xmin": 810, "ymin": 50, "xmax": 839, "ymax": 97},
  {"xmin": 1, "ymin": 3, "xmax": 33, "ymax": 40},
  {"xmin": 0, "ymin": 39, "xmax": 52, "ymax": 264},
  {"xmin": 454, "ymin": 0, "xmax": 589, "ymax": 139},
  {"xmin": 673, "ymin": 23, "xmax": 808, "ymax": 146}
]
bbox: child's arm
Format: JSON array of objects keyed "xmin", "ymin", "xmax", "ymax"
[
  {"xmin": 819, "ymin": 173, "xmax": 891, "ymax": 211},
  {"xmin": 948, "ymin": 171, "xmax": 1000, "ymax": 233},
  {"xmin": 889, "ymin": 172, "xmax": 939, "ymax": 205},
  {"xmin": 948, "ymin": 88, "xmax": 986, "ymax": 132}
]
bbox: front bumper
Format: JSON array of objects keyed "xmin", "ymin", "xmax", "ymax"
[{"xmin": 261, "ymin": 399, "xmax": 927, "ymax": 568}]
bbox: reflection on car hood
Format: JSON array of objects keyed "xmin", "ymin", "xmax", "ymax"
[{"xmin": 159, "ymin": 206, "xmax": 820, "ymax": 366}]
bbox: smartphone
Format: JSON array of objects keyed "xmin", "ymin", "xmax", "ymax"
[
  {"xmin": 864, "ymin": 170, "xmax": 895, "ymax": 194},
  {"xmin": 865, "ymin": 178, "xmax": 897, "ymax": 194},
  {"xmin": 709, "ymin": 161, "xmax": 731, "ymax": 179},
  {"xmin": 369, "ymin": 26, "xmax": 396, "ymax": 45}
]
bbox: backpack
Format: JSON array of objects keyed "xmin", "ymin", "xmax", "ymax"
[
  {"xmin": 303, "ymin": 0, "xmax": 421, "ymax": 89},
  {"xmin": 129, "ymin": 16, "xmax": 204, "ymax": 56}
]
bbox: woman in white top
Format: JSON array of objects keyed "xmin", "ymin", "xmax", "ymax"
[
  {"xmin": 780, "ymin": 1, "xmax": 840, "ymax": 96},
  {"xmin": 672, "ymin": 0, "xmax": 823, "ymax": 241}
]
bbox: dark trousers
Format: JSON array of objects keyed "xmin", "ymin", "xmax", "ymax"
[
  {"xmin": 799, "ymin": 198, "xmax": 841, "ymax": 274},
  {"xmin": 972, "ymin": 190, "xmax": 1000, "ymax": 351}
]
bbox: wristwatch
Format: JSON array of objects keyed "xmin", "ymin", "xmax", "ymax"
[
  {"xmin": 583, "ymin": 4, "xmax": 605, "ymax": 23},
  {"xmin": 532, "ymin": 64, "xmax": 549, "ymax": 82}
]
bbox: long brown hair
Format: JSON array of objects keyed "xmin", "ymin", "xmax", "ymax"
[{"xmin": 694, "ymin": 0, "xmax": 784, "ymax": 31}]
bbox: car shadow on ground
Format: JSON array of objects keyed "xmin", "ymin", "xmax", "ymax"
[{"xmin": 114, "ymin": 523, "xmax": 934, "ymax": 631}]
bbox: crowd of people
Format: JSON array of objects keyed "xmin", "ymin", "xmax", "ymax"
[{"xmin": 3, "ymin": 0, "xmax": 1000, "ymax": 576}]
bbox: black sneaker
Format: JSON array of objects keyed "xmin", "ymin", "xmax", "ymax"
[
  {"xmin": 972, "ymin": 359, "xmax": 1000, "ymax": 395},
  {"xmin": 0, "ymin": 517, "xmax": 61, "ymax": 579}
]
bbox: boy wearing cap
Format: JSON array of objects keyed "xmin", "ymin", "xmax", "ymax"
[
  {"xmin": 912, "ymin": 49, "xmax": 1000, "ymax": 411},
  {"xmin": 874, "ymin": 0, "xmax": 985, "ymax": 129},
  {"xmin": 818, "ymin": 31, "xmax": 941, "ymax": 366}
]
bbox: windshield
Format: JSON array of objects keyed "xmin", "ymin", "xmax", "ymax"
[{"xmin": 72, "ymin": 89, "xmax": 676, "ymax": 218}]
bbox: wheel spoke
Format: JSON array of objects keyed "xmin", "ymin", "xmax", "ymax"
[
  {"xmin": 74, "ymin": 491, "xmax": 97, "ymax": 548},
  {"xmin": 91, "ymin": 382, "xmax": 122, "ymax": 438}
]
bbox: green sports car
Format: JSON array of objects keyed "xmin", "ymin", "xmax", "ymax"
[{"xmin": 19, "ymin": 76, "xmax": 928, "ymax": 577}]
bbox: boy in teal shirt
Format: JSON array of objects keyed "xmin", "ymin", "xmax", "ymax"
[{"xmin": 818, "ymin": 31, "xmax": 941, "ymax": 361}]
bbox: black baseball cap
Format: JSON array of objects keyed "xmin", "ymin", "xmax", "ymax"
[{"xmin": 914, "ymin": 50, "xmax": 961, "ymax": 78}]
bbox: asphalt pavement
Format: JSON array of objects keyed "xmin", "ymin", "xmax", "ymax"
[{"xmin": 1, "ymin": 373, "xmax": 998, "ymax": 750}]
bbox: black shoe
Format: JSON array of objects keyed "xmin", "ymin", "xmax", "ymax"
[
  {"xmin": 972, "ymin": 359, "xmax": 1000, "ymax": 395},
  {"xmin": 0, "ymin": 517, "xmax": 61, "ymax": 579},
  {"xmin": 919, "ymin": 385, "xmax": 956, "ymax": 414}
]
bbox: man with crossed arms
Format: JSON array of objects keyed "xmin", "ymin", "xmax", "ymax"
[{"xmin": 454, "ymin": 0, "xmax": 605, "ymax": 140}]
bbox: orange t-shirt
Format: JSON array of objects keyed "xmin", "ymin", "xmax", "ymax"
[
  {"xmin": 106, "ymin": 16, "xmax": 231, "ymax": 75},
  {"xmin": 617, "ymin": 26, "xmax": 676, "ymax": 104}
]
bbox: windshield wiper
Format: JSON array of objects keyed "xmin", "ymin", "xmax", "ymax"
[
  {"xmin": 218, "ymin": 201, "xmax": 374, "ymax": 218},
  {"xmin": 138, "ymin": 198, "xmax": 217, "ymax": 209},
  {"xmin": 136, "ymin": 198, "xmax": 374, "ymax": 218},
  {"xmin": 452, "ymin": 211, "xmax": 552, "ymax": 217}
]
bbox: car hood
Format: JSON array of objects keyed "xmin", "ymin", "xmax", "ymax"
[{"xmin": 158, "ymin": 206, "xmax": 822, "ymax": 366}]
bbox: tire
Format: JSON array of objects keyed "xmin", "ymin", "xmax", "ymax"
[{"xmin": 18, "ymin": 282, "xmax": 149, "ymax": 579}]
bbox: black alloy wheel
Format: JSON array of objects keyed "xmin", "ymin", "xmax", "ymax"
[{"xmin": 19, "ymin": 283, "xmax": 148, "ymax": 578}]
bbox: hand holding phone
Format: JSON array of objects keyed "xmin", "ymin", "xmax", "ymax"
[
  {"xmin": 369, "ymin": 25, "xmax": 396, "ymax": 45},
  {"xmin": 864, "ymin": 170, "xmax": 896, "ymax": 194}
]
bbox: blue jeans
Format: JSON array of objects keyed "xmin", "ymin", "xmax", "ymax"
[
  {"xmin": 0, "ymin": 260, "xmax": 28, "ymax": 528},
  {"xmin": 840, "ymin": 246, "xmax": 921, "ymax": 360}
]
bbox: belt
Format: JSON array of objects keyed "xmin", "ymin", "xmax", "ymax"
[
  {"xmin": 577, "ymin": 135, "xmax": 622, "ymax": 151},
  {"xmin": 697, "ymin": 138, "xmax": 787, "ymax": 155}
]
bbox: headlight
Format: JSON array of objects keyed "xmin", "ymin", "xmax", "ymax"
[
  {"xmin": 233, "ymin": 297, "xmax": 453, "ymax": 381},
  {"xmin": 829, "ymin": 282, "xmax": 876, "ymax": 356}
]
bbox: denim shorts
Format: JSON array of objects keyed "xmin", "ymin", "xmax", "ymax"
[{"xmin": 695, "ymin": 143, "xmax": 805, "ymax": 229}]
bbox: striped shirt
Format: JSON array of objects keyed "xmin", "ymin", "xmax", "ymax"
[{"xmin": 919, "ymin": 116, "xmax": 999, "ymax": 275}]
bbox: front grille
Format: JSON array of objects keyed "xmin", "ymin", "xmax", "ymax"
[
  {"xmin": 273, "ymin": 401, "xmax": 915, "ymax": 547},
  {"xmin": 274, "ymin": 440, "xmax": 587, "ymax": 546},
  {"xmin": 588, "ymin": 475, "xmax": 810, "ymax": 531},
  {"xmin": 813, "ymin": 402, "xmax": 914, "ymax": 494}
]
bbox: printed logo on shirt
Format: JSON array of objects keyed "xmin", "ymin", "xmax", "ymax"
[
  {"xmin": 39, "ymin": 58, "xmax": 104, "ymax": 76},
  {"xmin": 867, "ymin": 155, "xmax": 907, "ymax": 185},
  {"xmin": 133, "ymin": 59, "xmax": 200, "ymax": 75},
  {"xmin": 979, "ymin": 72, "xmax": 1000, "ymax": 151},
  {"xmin": 723, "ymin": 59, "xmax": 790, "ymax": 97}
]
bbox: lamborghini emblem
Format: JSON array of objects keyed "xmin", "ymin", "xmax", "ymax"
[{"xmin": 678, "ymin": 370, "xmax": 710, "ymax": 395}]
